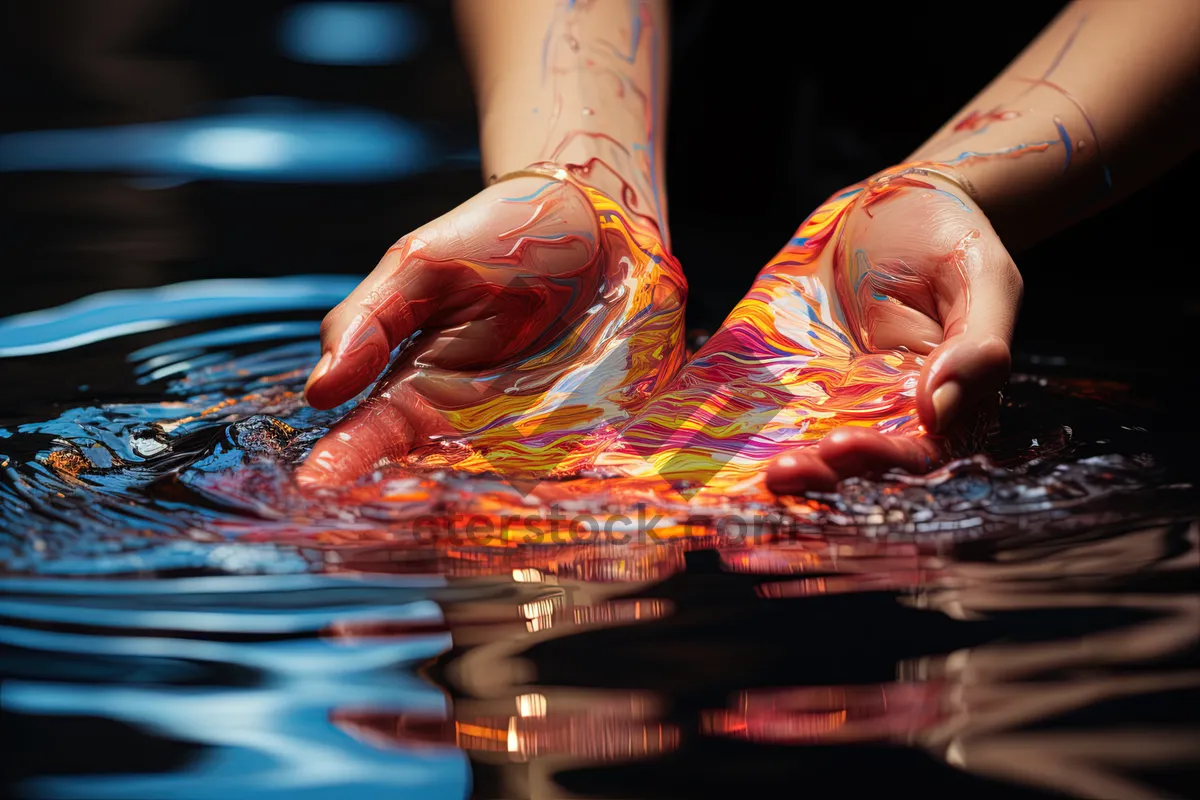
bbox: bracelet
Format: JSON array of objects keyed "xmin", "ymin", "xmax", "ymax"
[
  {"xmin": 488, "ymin": 162, "xmax": 571, "ymax": 186},
  {"xmin": 908, "ymin": 165, "xmax": 979, "ymax": 202},
  {"xmin": 873, "ymin": 162, "xmax": 980, "ymax": 203}
]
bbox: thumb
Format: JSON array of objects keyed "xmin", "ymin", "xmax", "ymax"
[{"xmin": 918, "ymin": 236, "xmax": 1022, "ymax": 435}]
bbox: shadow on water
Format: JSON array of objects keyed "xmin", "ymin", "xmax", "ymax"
[{"xmin": 1, "ymin": 278, "xmax": 1197, "ymax": 800}]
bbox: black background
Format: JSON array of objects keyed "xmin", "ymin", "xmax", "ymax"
[
  {"xmin": 2, "ymin": 0, "xmax": 1197, "ymax": 419},
  {"xmin": 2, "ymin": 4, "xmax": 1198, "ymax": 797}
]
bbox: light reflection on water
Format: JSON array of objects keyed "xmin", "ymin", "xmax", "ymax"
[
  {"xmin": 278, "ymin": 2, "xmax": 426, "ymax": 66},
  {"xmin": 0, "ymin": 98, "xmax": 439, "ymax": 184},
  {"xmin": 1, "ymin": 277, "xmax": 1197, "ymax": 799}
]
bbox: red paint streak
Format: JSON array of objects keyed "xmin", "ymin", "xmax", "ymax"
[
  {"xmin": 952, "ymin": 108, "xmax": 1021, "ymax": 132},
  {"xmin": 861, "ymin": 176, "xmax": 936, "ymax": 216}
]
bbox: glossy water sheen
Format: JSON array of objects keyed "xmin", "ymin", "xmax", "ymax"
[{"xmin": 1, "ymin": 278, "xmax": 1197, "ymax": 800}]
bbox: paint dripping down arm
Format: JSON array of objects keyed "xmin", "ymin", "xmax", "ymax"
[
  {"xmin": 909, "ymin": 0, "xmax": 1200, "ymax": 251},
  {"xmin": 453, "ymin": 0, "xmax": 670, "ymax": 243}
]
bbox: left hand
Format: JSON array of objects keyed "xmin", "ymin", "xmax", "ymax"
[
  {"xmin": 595, "ymin": 164, "xmax": 1022, "ymax": 498},
  {"xmin": 766, "ymin": 166, "xmax": 1023, "ymax": 493}
]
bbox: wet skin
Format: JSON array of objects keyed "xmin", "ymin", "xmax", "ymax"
[
  {"xmin": 299, "ymin": 166, "xmax": 1019, "ymax": 500},
  {"xmin": 298, "ymin": 170, "xmax": 687, "ymax": 487},
  {"xmin": 597, "ymin": 167, "xmax": 1018, "ymax": 498}
]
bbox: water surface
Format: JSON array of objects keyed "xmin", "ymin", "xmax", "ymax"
[{"xmin": 2, "ymin": 278, "xmax": 1197, "ymax": 799}]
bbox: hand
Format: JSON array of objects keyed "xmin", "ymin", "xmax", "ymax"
[
  {"xmin": 765, "ymin": 166, "xmax": 1022, "ymax": 493},
  {"xmin": 596, "ymin": 165, "xmax": 1021, "ymax": 499},
  {"xmin": 297, "ymin": 167, "xmax": 687, "ymax": 487}
]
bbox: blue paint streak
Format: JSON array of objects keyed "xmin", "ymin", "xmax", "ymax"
[
  {"xmin": 622, "ymin": 0, "xmax": 643, "ymax": 64},
  {"xmin": 1055, "ymin": 118, "xmax": 1073, "ymax": 172},
  {"xmin": 501, "ymin": 180, "xmax": 558, "ymax": 203},
  {"xmin": 947, "ymin": 139, "xmax": 1060, "ymax": 164},
  {"xmin": 931, "ymin": 188, "xmax": 972, "ymax": 212},
  {"xmin": 129, "ymin": 322, "xmax": 321, "ymax": 362}
]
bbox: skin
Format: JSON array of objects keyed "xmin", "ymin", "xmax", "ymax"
[
  {"xmin": 301, "ymin": 0, "xmax": 1199, "ymax": 496},
  {"xmin": 766, "ymin": 0, "xmax": 1200, "ymax": 493},
  {"xmin": 298, "ymin": 0, "xmax": 677, "ymax": 487},
  {"xmin": 297, "ymin": 172, "xmax": 687, "ymax": 486},
  {"xmin": 594, "ymin": 164, "xmax": 1013, "ymax": 498}
]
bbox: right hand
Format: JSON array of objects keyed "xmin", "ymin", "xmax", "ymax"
[{"xmin": 298, "ymin": 169, "xmax": 687, "ymax": 487}]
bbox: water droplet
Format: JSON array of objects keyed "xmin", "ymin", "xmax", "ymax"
[{"xmin": 131, "ymin": 427, "xmax": 170, "ymax": 458}]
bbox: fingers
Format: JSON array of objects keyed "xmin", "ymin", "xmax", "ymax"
[
  {"xmin": 918, "ymin": 334, "xmax": 1012, "ymax": 435},
  {"xmin": 765, "ymin": 426, "xmax": 945, "ymax": 495},
  {"xmin": 304, "ymin": 237, "xmax": 443, "ymax": 410},
  {"xmin": 304, "ymin": 177, "xmax": 598, "ymax": 411},
  {"xmin": 295, "ymin": 395, "xmax": 417, "ymax": 488},
  {"xmin": 918, "ymin": 235, "xmax": 1022, "ymax": 435},
  {"xmin": 765, "ymin": 448, "xmax": 841, "ymax": 494},
  {"xmin": 297, "ymin": 368, "xmax": 492, "ymax": 488}
]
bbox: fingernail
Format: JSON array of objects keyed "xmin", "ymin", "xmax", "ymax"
[
  {"xmin": 305, "ymin": 352, "xmax": 333, "ymax": 395},
  {"xmin": 931, "ymin": 381, "xmax": 962, "ymax": 434},
  {"xmin": 776, "ymin": 454, "xmax": 797, "ymax": 469}
]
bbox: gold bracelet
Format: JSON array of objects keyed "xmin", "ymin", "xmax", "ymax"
[
  {"xmin": 902, "ymin": 164, "xmax": 980, "ymax": 203},
  {"xmin": 489, "ymin": 163, "xmax": 571, "ymax": 186}
]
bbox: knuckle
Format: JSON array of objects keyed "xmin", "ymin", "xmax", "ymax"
[
  {"xmin": 1005, "ymin": 259, "xmax": 1024, "ymax": 300},
  {"xmin": 319, "ymin": 309, "xmax": 338, "ymax": 338}
]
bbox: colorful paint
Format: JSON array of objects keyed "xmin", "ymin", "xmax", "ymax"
[{"xmin": 298, "ymin": 0, "xmax": 1024, "ymax": 508}]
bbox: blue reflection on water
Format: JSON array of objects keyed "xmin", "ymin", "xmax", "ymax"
[
  {"xmin": 279, "ymin": 2, "xmax": 426, "ymax": 65},
  {"xmin": 0, "ymin": 98, "xmax": 436, "ymax": 183},
  {"xmin": 0, "ymin": 276, "xmax": 358, "ymax": 357},
  {"xmin": 2, "ymin": 575, "xmax": 470, "ymax": 800}
]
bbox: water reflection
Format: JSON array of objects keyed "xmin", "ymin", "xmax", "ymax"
[
  {"xmin": 2, "ymin": 286, "xmax": 1197, "ymax": 798},
  {"xmin": 332, "ymin": 517, "xmax": 1193, "ymax": 799},
  {"xmin": 4, "ymin": 0, "xmax": 1197, "ymax": 794},
  {"xmin": 0, "ymin": 98, "xmax": 437, "ymax": 183},
  {"xmin": 0, "ymin": 277, "xmax": 354, "ymax": 357},
  {"xmin": 278, "ymin": 3, "xmax": 426, "ymax": 65},
  {"xmin": 3, "ymin": 574, "xmax": 469, "ymax": 799},
  {"xmin": 706, "ymin": 522, "xmax": 1200, "ymax": 799}
]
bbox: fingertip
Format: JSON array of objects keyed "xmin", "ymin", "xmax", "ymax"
[
  {"xmin": 303, "ymin": 347, "xmax": 392, "ymax": 410},
  {"xmin": 968, "ymin": 333, "xmax": 1013, "ymax": 377},
  {"xmin": 296, "ymin": 398, "xmax": 415, "ymax": 489},
  {"xmin": 295, "ymin": 459, "xmax": 332, "ymax": 491},
  {"xmin": 928, "ymin": 380, "xmax": 962, "ymax": 435},
  {"xmin": 766, "ymin": 448, "xmax": 839, "ymax": 495},
  {"xmin": 818, "ymin": 425, "xmax": 942, "ymax": 478},
  {"xmin": 817, "ymin": 426, "xmax": 877, "ymax": 460},
  {"xmin": 303, "ymin": 352, "xmax": 334, "ymax": 408},
  {"xmin": 303, "ymin": 380, "xmax": 350, "ymax": 412},
  {"xmin": 918, "ymin": 334, "xmax": 1012, "ymax": 433},
  {"xmin": 295, "ymin": 438, "xmax": 361, "ymax": 491}
]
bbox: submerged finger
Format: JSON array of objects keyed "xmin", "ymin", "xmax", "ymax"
[{"xmin": 296, "ymin": 396, "xmax": 417, "ymax": 488}]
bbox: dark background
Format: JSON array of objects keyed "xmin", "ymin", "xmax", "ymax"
[
  {"xmin": 2, "ymin": 6, "xmax": 1198, "ymax": 798},
  {"xmin": 3, "ymin": 0, "xmax": 1196, "ymax": 388}
]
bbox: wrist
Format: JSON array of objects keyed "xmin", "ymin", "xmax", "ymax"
[
  {"xmin": 910, "ymin": 102, "xmax": 1111, "ymax": 250},
  {"xmin": 491, "ymin": 161, "xmax": 672, "ymax": 250}
]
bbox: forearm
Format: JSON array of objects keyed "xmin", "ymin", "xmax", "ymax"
[
  {"xmin": 453, "ymin": 0, "xmax": 671, "ymax": 241},
  {"xmin": 909, "ymin": 0, "xmax": 1200, "ymax": 251}
]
